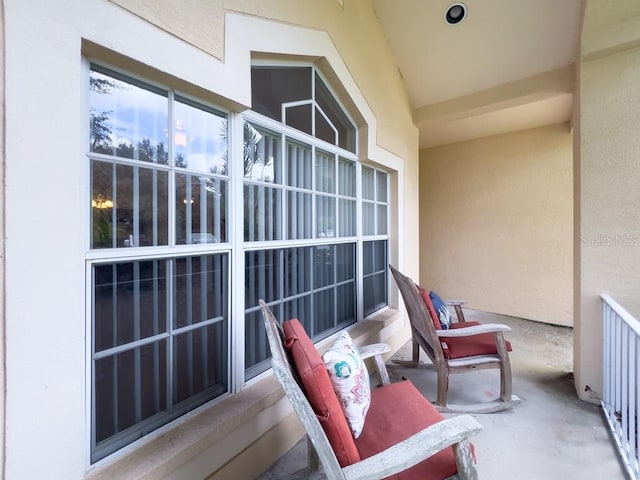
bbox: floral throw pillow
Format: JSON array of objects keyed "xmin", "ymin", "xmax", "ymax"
[{"xmin": 322, "ymin": 331, "xmax": 371, "ymax": 438}]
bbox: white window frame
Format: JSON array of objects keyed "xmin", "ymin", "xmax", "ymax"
[
  {"xmin": 84, "ymin": 57, "xmax": 392, "ymax": 464},
  {"xmin": 85, "ymin": 60, "xmax": 233, "ymax": 464}
]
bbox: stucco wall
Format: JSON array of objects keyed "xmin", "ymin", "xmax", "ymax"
[
  {"xmin": 574, "ymin": 0, "xmax": 640, "ymax": 400},
  {"xmin": 109, "ymin": 0, "xmax": 421, "ymax": 277},
  {"xmin": 3, "ymin": 1, "xmax": 417, "ymax": 479},
  {"xmin": 420, "ymin": 124, "xmax": 574, "ymax": 326}
]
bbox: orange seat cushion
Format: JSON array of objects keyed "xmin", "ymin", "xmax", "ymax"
[
  {"xmin": 355, "ymin": 380, "xmax": 459, "ymax": 480},
  {"xmin": 443, "ymin": 321, "xmax": 513, "ymax": 359},
  {"xmin": 282, "ymin": 319, "xmax": 361, "ymax": 467}
]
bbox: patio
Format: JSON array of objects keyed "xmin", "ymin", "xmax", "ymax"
[{"xmin": 257, "ymin": 311, "xmax": 625, "ymax": 479}]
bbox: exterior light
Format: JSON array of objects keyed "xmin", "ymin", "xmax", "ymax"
[
  {"xmin": 92, "ymin": 195, "xmax": 114, "ymax": 209},
  {"xmin": 445, "ymin": 3, "xmax": 467, "ymax": 25}
]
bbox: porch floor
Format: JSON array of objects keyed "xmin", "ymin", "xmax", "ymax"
[{"xmin": 256, "ymin": 311, "xmax": 625, "ymax": 479}]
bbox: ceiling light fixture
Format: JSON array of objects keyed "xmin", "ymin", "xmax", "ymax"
[{"xmin": 445, "ymin": 2, "xmax": 467, "ymax": 25}]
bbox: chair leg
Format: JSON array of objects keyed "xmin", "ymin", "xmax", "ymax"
[
  {"xmin": 392, "ymin": 335, "xmax": 422, "ymax": 368},
  {"xmin": 278, "ymin": 436, "xmax": 321, "ymax": 480},
  {"xmin": 436, "ymin": 366, "xmax": 449, "ymax": 407},
  {"xmin": 411, "ymin": 336, "xmax": 420, "ymax": 364},
  {"xmin": 452, "ymin": 438, "xmax": 479, "ymax": 480},
  {"xmin": 496, "ymin": 332, "xmax": 513, "ymax": 402}
]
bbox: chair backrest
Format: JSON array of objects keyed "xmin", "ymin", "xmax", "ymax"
[
  {"xmin": 389, "ymin": 265, "xmax": 444, "ymax": 364},
  {"xmin": 259, "ymin": 300, "xmax": 347, "ymax": 480}
]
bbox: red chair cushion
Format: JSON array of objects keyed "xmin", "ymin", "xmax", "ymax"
[
  {"xmin": 443, "ymin": 321, "xmax": 513, "ymax": 359},
  {"xmin": 416, "ymin": 284, "xmax": 441, "ymax": 330},
  {"xmin": 355, "ymin": 380, "xmax": 458, "ymax": 480},
  {"xmin": 282, "ymin": 319, "xmax": 361, "ymax": 467}
]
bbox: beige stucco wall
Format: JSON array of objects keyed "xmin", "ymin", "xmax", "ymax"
[
  {"xmin": 109, "ymin": 0, "xmax": 420, "ymax": 277},
  {"xmin": 574, "ymin": 0, "xmax": 640, "ymax": 400},
  {"xmin": 420, "ymin": 124, "xmax": 574, "ymax": 326},
  {"xmin": 3, "ymin": 1, "xmax": 418, "ymax": 479}
]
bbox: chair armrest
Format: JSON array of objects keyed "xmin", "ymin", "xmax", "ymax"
[
  {"xmin": 436, "ymin": 323, "xmax": 511, "ymax": 337},
  {"xmin": 359, "ymin": 343, "xmax": 392, "ymax": 386},
  {"xmin": 445, "ymin": 299, "xmax": 466, "ymax": 323},
  {"xmin": 341, "ymin": 415, "xmax": 483, "ymax": 480},
  {"xmin": 359, "ymin": 343, "xmax": 391, "ymax": 359},
  {"xmin": 446, "ymin": 299, "xmax": 466, "ymax": 306}
]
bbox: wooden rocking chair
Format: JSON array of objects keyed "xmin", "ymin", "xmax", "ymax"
[
  {"xmin": 259, "ymin": 299, "xmax": 483, "ymax": 480},
  {"xmin": 389, "ymin": 265, "xmax": 521, "ymax": 414}
]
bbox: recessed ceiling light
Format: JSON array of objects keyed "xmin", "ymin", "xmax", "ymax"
[{"xmin": 445, "ymin": 2, "xmax": 467, "ymax": 25}]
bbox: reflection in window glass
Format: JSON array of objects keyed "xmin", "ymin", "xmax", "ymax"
[
  {"xmin": 315, "ymin": 107, "xmax": 337, "ymax": 146},
  {"xmin": 338, "ymin": 199, "xmax": 356, "ymax": 237},
  {"xmin": 286, "ymin": 141, "xmax": 312, "ymax": 189},
  {"xmin": 285, "ymin": 103, "xmax": 312, "ymax": 136},
  {"xmin": 175, "ymin": 173, "xmax": 227, "ymax": 245},
  {"xmin": 174, "ymin": 97, "xmax": 227, "ymax": 175},
  {"xmin": 377, "ymin": 205, "xmax": 388, "ymax": 235},
  {"xmin": 245, "ymin": 249, "xmax": 283, "ymax": 307},
  {"xmin": 94, "ymin": 260, "xmax": 168, "ymax": 352},
  {"xmin": 362, "ymin": 166, "xmax": 375, "ymax": 200},
  {"xmin": 251, "ymin": 67, "xmax": 312, "ymax": 122},
  {"xmin": 363, "ymin": 240, "xmax": 388, "ymax": 316},
  {"xmin": 287, "ymin": 191, "xmax": 313, "ymax": 240},
  {"xmin": 243, "ymin": 123, "xmax": 281, "ymax": 183},
  {"xmin": 362, "ymin": 203, "xmax": 375, "ymax": 236},
  {"xmin": 315, "ymin": 73, "xmax": 356, "ymax": 153},
  {"xmin": 338, "ymin": 158, "xmax": 356, "ymax": 197},
  {"xmin": 91, "ymin": 161, "xmax": 169, "ymax": 249},
  {"xmin": 377, "ymin": 171, "xmax": 388, "ymax": 202},
  {"xmin": 244, "ymin": 184, "xmax": 282, "ymax": 241},
  {"xmin": 91, "ymin": 254, "xmax": 228, "ymax": 461},
  {"xmin": 316, "ymin": 151, "xmax": 335, "ymax": 194},
  {"xmin": 317, "ymin": 195, "xmax": 336, "ymax": 238},
  {"xmin": 250, "ymin": 66, "xmax": 356, "ymax": 152},
  {"xmin": 244, "ymin": 243, "xmax": 356, "ymax": 379},
  {"xmin": 89, "ymin": 68, "xmax": 168, "ymax": 164}
]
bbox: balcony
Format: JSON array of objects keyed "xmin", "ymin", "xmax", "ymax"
[{"xmin": 258, "ymin": 311, "xmax": 625, "ymax": 479}]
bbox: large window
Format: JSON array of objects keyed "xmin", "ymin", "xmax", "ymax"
[
  {"xmin": 87, "ymin": 62, "xmax": 389, "ymax": 461},
  {"xmin": 88, "ymin": 65, "xmax": 230, "ymax": 462}
]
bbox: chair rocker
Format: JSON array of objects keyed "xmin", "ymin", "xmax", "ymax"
[
  {"xmin": 389, "ymin": 265, "xmax": 521, "ymax": 414},
  {"xmin": 259, "ymin": 299, "xmax": 483, "ymax": 480}
]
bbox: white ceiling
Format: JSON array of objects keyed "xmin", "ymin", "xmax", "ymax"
[{"xmin": 372, "ymin": 0, "xmax": 584, "ymax": 148}]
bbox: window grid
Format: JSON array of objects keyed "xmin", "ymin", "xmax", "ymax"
[
  {"xmin": 88, "ymin": 64, "xmax": 230, "ymax": 462},
  {"xmin": 361, "ymin": 166, "xmax": 390, "ymax": 316},
  {"xmin": 88, "ymin": 61, "xmax": 392, "ymax": 463},
  {"xmin": 244, "ymin": 243, "xmax": 357, "ymax": 380}
]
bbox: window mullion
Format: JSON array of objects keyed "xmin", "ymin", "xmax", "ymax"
[
  {"xmin": 111, "ymin": 164, "xmax": 117, "ymax": 248},
  {"xmin": 167, "ymin": 258, "xmax": 175, "ymax": 412},
  {"xmin": 231, "ymin": 113, "xmax": 246, "ymax": 391},
  {"xmin": 356, "ymin": 163, "xmax": 364, "ymax": 321},
  {"xmin": 168, "ymin": 91, "xmax": 176, "ymax": 247},
  {"xmin": 153, "ymin": 260, "xmax": 161, "ymax": 413},
  {"xmin": 133, "ymin": 167, "xmax": 140, "ymax": 246},
  {"xmin": 153, "ymin": 170, "xmax": 158, "ymax": 245},
  {"xmin": 111, "ymin": 264, "xmax": 119, "ymax": 434},
  {"xmin": 133, "ymin": 262, "xmax": 142, "ymax": 422}
]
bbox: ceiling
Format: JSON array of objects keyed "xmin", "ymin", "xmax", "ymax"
[{"xmin": 371, "ymin": 0, "xmax": 584, "ymax": 148}]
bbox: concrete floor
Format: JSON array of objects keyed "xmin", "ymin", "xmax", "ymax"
[{"xmin": 257, "ymin": 311, "xmax": 625, "ymax": 479}]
